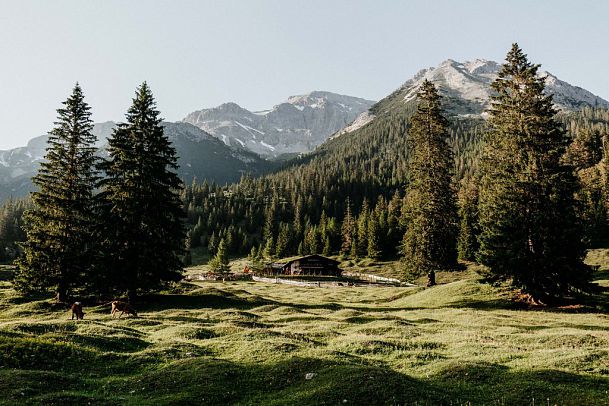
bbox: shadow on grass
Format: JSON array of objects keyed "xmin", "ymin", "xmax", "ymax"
[
  {"xmin": 0, "ymin": 266, "xmax": 15, "ymax": 282},
  {"xmin": 58, "ymin": 333, "xmax": 151, "ymax": 353},
  {"xmin": 11, "ymin": 357, "xmax": 607, "ymax": 405},
  {"xmin": 139, "ymin": 290, "xmax": 271, "ymax": 311},
  {"xmin": 446, "ymin": 297, "xmax": 516, "ymax": 310}
]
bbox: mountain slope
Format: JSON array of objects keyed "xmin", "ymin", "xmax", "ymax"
[
  {"xmin": 162, "ymin": 122, "xmax": 272, "ymax": 184},
  {"xmin": 182, "ymin": 91, "xmax": 374, "ymax": 157},
  {"xmin": 337, "ymin": 58, "xmax": 609, "ymax": 138},
  {"xmin": 226, "ymin": 58, "xmax": 609, "ymax": 220},
  {"xmin": 0, "ymin": 122, "xmax": 271, "ymax": 201}
]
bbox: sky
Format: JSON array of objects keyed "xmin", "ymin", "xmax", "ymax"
[{"xmin": 0, "ymin": 0, "xmax": 608, "ymax": 149}]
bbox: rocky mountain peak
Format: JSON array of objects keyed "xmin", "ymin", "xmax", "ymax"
[
  {"xmin": 182, "ymin": 91, "xmax": 375, "ymax": 157},
  {"xmin": 399, "ymin": 58, "xmax": 609, "ymax": 114}
]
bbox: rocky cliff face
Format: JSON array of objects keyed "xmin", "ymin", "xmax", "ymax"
[{"xmin": 182, "ymin": 91, "xmax": 375, "ymax": 157}]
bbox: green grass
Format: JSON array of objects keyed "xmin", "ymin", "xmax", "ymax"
[{"xmin": 1, "ymin": 254, "xmax": 609, "ymax": 405}]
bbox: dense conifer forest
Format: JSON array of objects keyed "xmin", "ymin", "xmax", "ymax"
[{"xmin": 180, "ymin": 105, "xmax": 609, "ymax": 283}]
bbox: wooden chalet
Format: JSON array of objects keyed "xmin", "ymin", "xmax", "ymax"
[{"xmin": 262, "ymin": 254, "xmax": 342, "ymax": 277}]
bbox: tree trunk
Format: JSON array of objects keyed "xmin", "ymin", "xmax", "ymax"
[{"xmin": 427, "ymin": 270, "xmax": 436, "ymax": 287}]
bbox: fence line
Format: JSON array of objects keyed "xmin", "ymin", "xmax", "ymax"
[
  {"xmin": 252, "ymin": 275, "xmax": 328, "ymax": 287},
  {"xmin": 186, "ymin": 273, "xmax": 416, "ymax": 288},
  {"xmin": 342, "ymin": 272, "xmax": 401, "ymax": 284}
]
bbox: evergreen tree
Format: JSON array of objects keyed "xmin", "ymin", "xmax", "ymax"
[
  {"xmin": 183, "ymin": 232, "xmax": 193, "ymax": 267},
  {"xmin": 457, "ymin": 177, "xmax": 480, "ymax": 261},
  {"xmin": 304, "ymin": 223, "xmax": 320, "ymax": 254},
  {"xmin": 385, "ymin": 192, "xmax": 403, "ymax": 257},
  {"xmin": 263, "ymin": 237, "xmax": 275, "ymax": 260},
  {"xmin": 209, "ymin": 237, "xmax": 230, "ymax": 275},
  {"xmin": 99, "ymin": 83, "xmax": 185, "ymax": 302},
  {"xmin": 16, "ymin": 84, "xmax": 99, "ymax": 301},
  {"xmin": 340, "ymin": 199, "xmax": 356, "ymax": 257},
  {"xmin": 0, "ymin": 199, "xmax": 30, "ymax": 263},
  {"xmin": 248, "ymin": 246, "xmax": 263, "ymax": 273},
  {"xmin": 367, "ymin": 213, "xmax": 381, "ymax": 259},
  {"xmin": 565, "ymin": 128, "xmax": 603, "ymax": 170},
  {"xmin": 322, "ymin": 236, "xmax": 332, "ymax": 256},
  {"xmin": 401, "ymin": 80, "xmax": 458, "ymax": 277},
  {"xmin": 208, "ymin": 231, "xmax": 218, "ymax": 256},
  {"xmin": 477, "ymin": 44, "xmax": 590, "ymax": 299},
  {"xmin": 275, "ymin": 222, "xmax": 290, "ymax": 258},
  {"xmin": 355, "ymin": 200, "xmax": 369, "ymax": 257},
  {"xmin": 601, "ymin": 137, "xmax": 609, "ymax": 222}
]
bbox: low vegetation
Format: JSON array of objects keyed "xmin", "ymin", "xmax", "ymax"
[{"xmin": 1, "ymin": 250, "xmax": 609, "ymax": 405}]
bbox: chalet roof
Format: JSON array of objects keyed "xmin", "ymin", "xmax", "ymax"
[{"xmin": 282, "ymin": 254, "xmax": 340, "ymax": 268}]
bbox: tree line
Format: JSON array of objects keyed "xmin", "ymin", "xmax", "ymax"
[
  {"xmin": 14, "ymin": 83, "xmax": 184, "ymax": 303},
  {"xmin": 5, "ymin": 44, "xmax": 609, "ymax": 302},
  {"xmin": 182, "ymin": 44, "xmax": 605, "ymax": 301}
]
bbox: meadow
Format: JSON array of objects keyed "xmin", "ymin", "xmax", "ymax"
[{"xmin": 0, "ymin": 252, "xmax": 609, "ymax": 405}]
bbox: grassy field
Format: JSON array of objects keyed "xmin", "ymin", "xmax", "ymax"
[{"xmin": 1, "ymin": 253, "xmax": 609, "ymax": 405}]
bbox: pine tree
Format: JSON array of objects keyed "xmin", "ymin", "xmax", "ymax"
[
  {"xmin": 208, "ymin": 231, "xmax": 218, "ymax": 256},
  {"xmin": 248, "ymin": 246, "xmax": 263, "ymax": 273},
  {"xmin": 0, "ymin": 199, "xmax": 30, "ymax": 263},
  {"xmin": 304, "ymin": 223, "xmax": 320, "ymax": 254},
  {"xmin": 99, "ymin": 83, "xmax": 185, "ymax": 302},
  {"xmin": 275, "ymin": 222, "xmax": 290, "ymax": 259},
  {"xmin": 183, "ymin": 232, "xmax": 193, "ymax": 267},
  {"xmin": 263, "ymin": 237, "xmax": 275, "ymax": 260},
  {"xmin": 367, "ymin": 213, "xmax": 381, "ymax": 259},
  {"xmin": 601, "ymin": 137, "xmax": 609, "ymax": 222},
  {"xmin": 565, "ymin": 128, "xmax": 603, "ymax": 170},
  {"xmin": 340, "ymin": 199, "xmax": 355, "ymax": 257},
  {"xmin": 477, "ymin": 44, "xmax": 590, "ymax": 300},
  {"xmin": 401, "ymin": 80, "xmax": 458, "ymax": 277},
  {"xmin": 16, "ymin": 84, "xmax": 99, "ymax": 301},
  {"xmin": 322, "ymin": 236, "xmax": 332, "ymax": 256},
  {"xmin": 356, "ymin": 200, "xmax": 369, "ymax": 257},
  {"xmin": 209, "ymin": 237, "xmax": 230, "ymax": 275},
  {"xmin": 457, "ymin": 177, "xmax": 480, "ymax": 261},
  {"xmin": 386, "ymin": 192, "xmax": 403, "ymax": 257}
]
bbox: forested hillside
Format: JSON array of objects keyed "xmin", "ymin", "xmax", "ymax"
[{"xmin": 181, "ymin": 102, "xmax": 609, "ymax": 270}]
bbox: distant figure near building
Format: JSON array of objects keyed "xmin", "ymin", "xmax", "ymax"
[{"xmin": 263, "ymin": 255, "xmax": 342, "ymax": 277}]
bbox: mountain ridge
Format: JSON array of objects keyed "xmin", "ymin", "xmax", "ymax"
[
  {"xmin": 0, "ymin": 121, "xmax": 272, "ymax": 201},
  {"xmin": 337, "ymin": 58, "xmax": 609, "ymax": 138},
  {"xmin": 182, "ymin": 91, "xmax": 375, "ymax": 157}
]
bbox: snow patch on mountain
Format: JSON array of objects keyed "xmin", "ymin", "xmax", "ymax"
[
  {"xmin": 259, "ymin": 141, "xmax": 276, "ymax": 151},
  {"xmin": 332, "ymin": 111, "xmax": 376, "ymax": 139},
  {"xmin": 182, "ymin": 91, "xmax": 375, "ymax": 157},
  {"xmin": 399, "ymin": 59, "xmax": 609, "ymax": 114}
]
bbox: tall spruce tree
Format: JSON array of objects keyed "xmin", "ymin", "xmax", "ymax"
[
  {"xmin": 340, "ymin": 198, "xmax": 356, "ymax": 257},
  {"xmin": 275, "ymin": 222, "xmax": 290, "ymax": 258},
  {"xmin": 457, "ymin": 176, "xmax": 480, "ymax": 261},
  {"xmin": 367, "ymin": 213, "xmax": 382, "ymax": 259},
  {"xmin": 209, "ymin": 238, "xmax": 230, "ymax": 275},
  {"xmin": 99, "ymin": 83, "xmax": 185, "ymax": 302},
  {"xmin": 16, "ymin": 84, "xmax": 99, "ymax": 301},
  {"xmin": 401, "ymin": 80, "xmax": 458, "ymax": 276},
  {"xmin": 477, "ymin": 44, "xmax": 590, "ymax": 300}
]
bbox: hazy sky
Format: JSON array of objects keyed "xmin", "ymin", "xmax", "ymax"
[{"xmin": 0, "ymin": 0, "xmax": 608, "ymax": 149}]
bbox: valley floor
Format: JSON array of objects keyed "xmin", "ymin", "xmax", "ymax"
[{"xmin": 1, "ymin": 253, "xmax": 609, "ymax": 405}]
